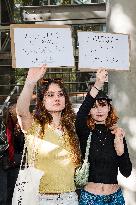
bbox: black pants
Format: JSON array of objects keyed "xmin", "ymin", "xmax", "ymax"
[
  {"xmin": 0, "ymin": 157, "xmax": 19, "ymax": 205},
  {"xmin": 0, "ymin": 160, "xmax": 7, "ymax": 205}
]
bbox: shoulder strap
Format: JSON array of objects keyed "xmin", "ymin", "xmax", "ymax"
[
  {"xmin": 84, "ymin": 132, "xmax": 92, "ymax": 161},
  {"xmin": 20, "ymin": 136, "xmax": 37, "ymax": 169}
]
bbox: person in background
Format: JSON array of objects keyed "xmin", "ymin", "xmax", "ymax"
[
  {"xmin": 16, "ymin": 65, "xmax": 81, "ymax": 205},
  {"xmin": 6, "ymin": 102, "xmax": 24, "ymax": 205},
  {"xmin": 0, "ymin": 102, "xmax": 24, "ymax": 205},
  {"xmin": 75, "ymin": 69, "xmax": 132, "ymax": 205},
  {"xmin": 0, "ymin": 117, "xmax": 8, "ymax": 205}
]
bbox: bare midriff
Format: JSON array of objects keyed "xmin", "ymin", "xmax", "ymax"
[{"xmin": 84, "ymin": 182, "xmax": 120, "ymax": 195}]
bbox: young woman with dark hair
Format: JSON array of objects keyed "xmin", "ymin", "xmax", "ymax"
[
  {"xmin": 75, "ymin": 69, "xmax": 132, "ymax": 205},
  {"xmin": 16, "ymin": 65, "xmax": 81, "ymax": 205}
]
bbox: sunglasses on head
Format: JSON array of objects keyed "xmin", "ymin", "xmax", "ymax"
[{"xmin": 40, "ymin": 78, "xmax": 63, "ymax": 85}]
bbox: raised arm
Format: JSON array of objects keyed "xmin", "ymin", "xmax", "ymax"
[
  {"xmin": 90, "ymin": 69, "xmax": 108, "ymax": 98},
  {"xmin": 76, "ymin": 69, "xmax": 108, "ymax": 119},
  {"xmin": 16, "ymin": 65, "xmax": 47, "ymax": 132},
  {"xmin": 75, "ymin": 69, "xmax": 108, "ymax": 153}
]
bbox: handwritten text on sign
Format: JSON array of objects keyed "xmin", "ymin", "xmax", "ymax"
[
  {"xmin": 14, "ymin": 27, "xmax": 74, "ymax": 68},
  {"xmin": 78, "ymin": 32, "xmax": 130, "ymax": 70}
]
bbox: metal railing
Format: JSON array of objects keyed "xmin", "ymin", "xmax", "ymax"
[
  {"xmin": 0, "ymin": 1, "xmax": 106, "ymax": 117},
  {"xmin": 0, "ymin": 76, "xmax": 24, "ymax": 117},
  {"xmin": 0, "ymin": 69, "xmax": 96, "ymax": 117},
  {"xmin": 38, "ymin": 0, "xmax": 105, "ymax": 5}
]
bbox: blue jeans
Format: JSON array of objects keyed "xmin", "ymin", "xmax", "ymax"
[{"xmin": 79, "ymin": 188, "xmax": 125, "ymax": 205}]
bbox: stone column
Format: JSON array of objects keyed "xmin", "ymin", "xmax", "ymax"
[{"xmin": 106, "ymin": 1, "xmax": 136, "ymax": 204}]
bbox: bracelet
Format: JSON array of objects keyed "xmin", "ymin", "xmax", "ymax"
[{"xmin": 93, "ymin": 85, "xmax": 100, "ymax": 91}]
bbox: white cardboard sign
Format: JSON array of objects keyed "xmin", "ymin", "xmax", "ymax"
[
  {"xmin": 11, "ymin": 25, "xmax": 74, "ymax": 68},
  {"xmin": 78, "ymin": 31, "xmax": 130, "ymax": 71}
]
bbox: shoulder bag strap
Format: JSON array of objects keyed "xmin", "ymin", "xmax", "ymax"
[{"xmin": 84, "ymin": 132, "xmax": 92, "ymax": 162}]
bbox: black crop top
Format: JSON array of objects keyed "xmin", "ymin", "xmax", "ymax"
[{"xmin": 75, "ymin": 93, "xmax": 132, "ymax": 184}]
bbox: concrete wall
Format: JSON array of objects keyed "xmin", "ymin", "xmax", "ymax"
[{"xmin": 106, "ymin": 1, "xmax": 136, "ymax": 204}]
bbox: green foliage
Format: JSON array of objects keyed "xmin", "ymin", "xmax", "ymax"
[
  {"xmin": 14, "ymin": 68, "xmax": 28, "ymax": 85},
  {"xmin": 14, "ymin": 0, "xmax": 32, "ymax": 5}
]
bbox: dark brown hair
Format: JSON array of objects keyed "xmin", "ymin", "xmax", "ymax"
[{"xmin": 87, "ymin": 99, "xmax": 119, "ymax": 130}]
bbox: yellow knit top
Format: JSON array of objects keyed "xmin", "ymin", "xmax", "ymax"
[{"xmin": 26, "ymin": 122, "xmax": 76, "ymax": 194}]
